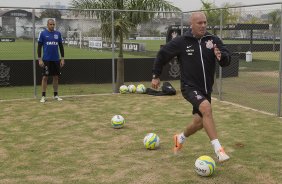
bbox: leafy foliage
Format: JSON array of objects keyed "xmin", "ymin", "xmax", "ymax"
[
  {"xmin": 40, "ymin": 9, "xmax": 62, "ymax": 19},
  {"xmin": 70, "ymin": 0, "xmax": 180, "ymax": 91},
  {"xmin": 200, "ymin": 0, "xmax": 239, "ymax": 34}
]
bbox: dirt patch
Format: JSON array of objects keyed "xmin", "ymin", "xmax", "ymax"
[{"xmin": 234, "ymin": 142, "xmax": 245, "ymax": 148}]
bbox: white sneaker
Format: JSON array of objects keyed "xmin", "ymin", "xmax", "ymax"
[
  {"xmin": 53, "ymin": 96, "xmax": 63, "ymax": 101},
  {"xmin": 40, "ymin": 96, "xmax": 46, "ymax": 103},
  {"xmin": 215, "ymin": 147, "xmax": 230, "ymax": 162}
]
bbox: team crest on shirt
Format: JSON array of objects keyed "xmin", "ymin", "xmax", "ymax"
[
  {"xmin": 54, "ymin": 34, "xmax": 59, "ymax": 39},
  {"xmin": 205, "ymin": 40, "xmax": 214, "ymax": 49}
]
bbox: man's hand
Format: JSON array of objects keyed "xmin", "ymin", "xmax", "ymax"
[
  {"xmin": 60, "ymin": 58, "xmax": 65, "ymax": 68},
  {"xmin": 38, "ymin": 58, "xmax": 44, "ymax": 67},
  {"xmin": 151, "ymin": 78, "xmax": 160, "ymax": 89},
  {"xmin": 214, "ymin": 44, "xmax": 221, "ymax": 61}
]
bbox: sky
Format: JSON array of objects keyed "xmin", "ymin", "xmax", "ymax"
[{"xmin": 0, "ymin": 0, "xmax": 281, "ymax": 11}]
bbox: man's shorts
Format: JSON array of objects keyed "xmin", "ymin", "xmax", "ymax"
[
  {"xmin": 181, "ymin": 87, "xmax": 211, "ymax": 117},
  {"xmin": 42, "ymin": 61, "xmax": 61, "ymax": 76}
]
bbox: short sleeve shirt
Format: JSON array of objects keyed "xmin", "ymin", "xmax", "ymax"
[{"xmin": 38, "ymin": 29, "xmax": 63, "ymax": 62}]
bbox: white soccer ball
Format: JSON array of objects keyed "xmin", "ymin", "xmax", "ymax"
[
  {"xmin": 128, "ymin": 84, "xmax": 136, "ymax": 93},
  {"xmin": 111, "ymin": 115, "xmax": 125, "ymax": 129},
  {"xmin": 143, "ymin": 133, "xmax": 160, "ymax": 150},
  {"xmin": 119, "ymin": 85, "xmax": 128, "ymax": 94},
  {"xmin": 136, "ymin": 84, "xmax": 146, "ymax": 94},
  {"xmin": 194, "ymin": 155, "xmax": 216, "ymax": 176}
]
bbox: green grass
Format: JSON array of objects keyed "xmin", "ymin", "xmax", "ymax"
[
  {"xmin": 0, "ymin": 93, "xmax": 281, "ymax": 183},
  {"xmin": 213, "ymin": 58, "xmax": 280, "ymax": 113},
  {"xmin": 251, "ymin": 52, "xmax": 279, "ymax": 62},
  {"xmin": 240, "ymin": 57, "xmax": 279, "ymax": 71},
  {"xmin": 0, "ymin": 39, "xmax": 152, "ymax": 60},
  {"xmin": 127, "ymin": 39, "xmax": 165, "ymax": 51},
  {"xmin": 1, "ymin": 38, "xmax": 281, "ymax": 115},
  {"xmin": 1, "ymin": 39, "xmax": 279, "ymax": 60},
  {"xmin": 223, "ymin": 40, "xmax": 277, "ymax": 44},
  {"xmin": 0, "ymin": 83, "xmax": 114, "ymax": 100},
  {"xmin": 0, "ymin": 81, "xmax": 164, "ymax": 100}
]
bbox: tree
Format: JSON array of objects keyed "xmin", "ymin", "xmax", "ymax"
[
  {"xmin": 201, "ymin": 0, "xmax": 238, "ymax": 34},
  {"xmin": 268, "ymin": 10, "xmax": 281, "ymax": 52},
  {"xmin": 71, "ymin": 0, "xmax": 180, "ymax": 92},
  {"xmin": 40, "ymin": 9, "xmax": 62, "ymax": 19}
]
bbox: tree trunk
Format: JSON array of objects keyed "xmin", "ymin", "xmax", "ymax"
[
  {"xmin": 272, "ymin": 31, "xmax": 276, "ymax": 52},
  {"xmin": 115, "ymin": 32, "xmax": 124, "ymax": 93}
]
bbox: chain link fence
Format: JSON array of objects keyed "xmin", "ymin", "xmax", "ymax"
[
  {"xmin": 208, "ymin": 5, "xmax": 282, "ymax": 115},
  {"xmin": 0, "ymin": 3, "xmax": 282, "ymax": 115}
]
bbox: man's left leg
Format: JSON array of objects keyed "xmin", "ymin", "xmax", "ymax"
[
  {"xmin": 53, "ymin": 75, "xmax": 62, "ymax": 101},
  {"xmin": 199, "ymin": 100, "xmax": 230, "ymax": 162}
]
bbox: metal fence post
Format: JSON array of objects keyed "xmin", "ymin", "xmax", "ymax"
[
  {"xmin": 32, "ymin": 8, "xmax": 37, "ymax": 98},
  {"xmin": 218, "ymin": 9, "xmax": 223, "ymax": 100},
  {"xmin": 180, "ymin": 12, "xmax": 184, "ymax": 35},
  {"xmin": 277, "ymin": 4, "xmax": 282, "ymax": 116},
  {"xmin": 111, "ymin": 10, "xmax": 116, "ymax": 93}
]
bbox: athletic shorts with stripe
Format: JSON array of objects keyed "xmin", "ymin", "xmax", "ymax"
[{"xmin": 181, "ymin": 86, "xmax": 211, "ymax": 117}]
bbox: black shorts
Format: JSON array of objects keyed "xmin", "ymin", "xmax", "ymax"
[
  {"xmin": 42, "ymin": 61, "xmax": 61, "ymax": 76},
  {"xmin": 181, "ymin": 87, "xmax": 211, "ymax": 117}
]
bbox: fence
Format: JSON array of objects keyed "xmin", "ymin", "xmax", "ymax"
[{"xmin": 0, "ymin": 2, "xmax": 281, "ymax": 116}]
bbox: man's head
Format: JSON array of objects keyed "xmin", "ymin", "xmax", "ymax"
[
  {"xmin": 189, "ymin": 12, "xmax": 207, "ymax": 38},
  {"xmin": 47, "ymin": 19, "xmax": 55, "ymax": 32}
]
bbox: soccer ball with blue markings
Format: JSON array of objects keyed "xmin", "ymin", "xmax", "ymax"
[
  {"xmin": 143, "ymin": 133, "xmax": 160, "ymax": 150},
  {"xmin": 111, "ymin": 115, "xmax": 125, "ymax": 129},
  {"xmin": 194, "ymin": 155, "xmax": 216, "ymax": 176},
  {"xmin": 136, "ymin": 84, "xmax": 146, "ymax": 94},
  {"xmin": 119, "ymin": 85, "xmax": 128, "ymax": 94}
]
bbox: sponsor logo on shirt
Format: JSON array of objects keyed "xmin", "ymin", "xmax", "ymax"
[
  {"xmin": 46, "ymin": 41, "xmax": 58, "ymax": 45},
  {"xmin": 186, "ymin": 45, "xmax": 194, "ymax": 56}
]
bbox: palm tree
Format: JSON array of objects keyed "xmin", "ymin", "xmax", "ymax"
[
  {"xmin": 71, "ymin": 0, "xmax": 180, "ymax": 92},
  {"xmin": 268, "ymin": 10, "xmax": 281, "ymax": 52}
]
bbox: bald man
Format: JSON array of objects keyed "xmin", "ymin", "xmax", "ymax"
[
  {"xmin": 38, "ymin": 19, "xmax": 65, "ymax": 103},
  {"xmin": 152, "ymin": 12, "xmax": 231, "ymax": 162}
]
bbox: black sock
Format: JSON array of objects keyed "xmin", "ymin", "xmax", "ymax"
[
  {"xmin": 54, "ymin": 92, "xmax": 58, "ymax": 96},
  {"xmin": 42, "ymin": 92, "xmax": 46, "ymax": 97}
]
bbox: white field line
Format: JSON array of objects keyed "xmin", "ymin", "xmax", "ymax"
[
  {"xmin": 0, "ymin": 93, "xmax": 117, "ymax": 103},
  {"xmin": 212, "ymin": 97, "xmax": 278, "ymax": 117},
  {"xmin": 0, "ymin": 94, "xmax": 279, "ymax": 117}
]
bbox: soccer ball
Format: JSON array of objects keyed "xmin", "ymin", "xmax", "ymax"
[
  {"xmin": 119, "ymin": 85, "xmax": 128, "ymax": 94},
  {"xmin": 128, "ymin": 84, "xmax": 136, "ymax": 93},
  {"xmin": 143, "ymin": 133, "xmax": 160, "ymax": 150},
  {"xmin": 194, "ymin": 155, "xmax": 216, "ymax": 176},
  {"xmin": 111, "ymin": 115, "xmax": 125, "ymax": 129},
  {"xmin": 136, "ymin": 84, "xmax": 146, "ymax": 94}
]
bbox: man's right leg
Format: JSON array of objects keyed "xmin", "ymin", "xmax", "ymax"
[
  {"xmin": 174, "ymin": 114, "xmax": 203, "ymax": 154},
  {"xmin": 184, "ymin": 114, "xmax": 203, "ymax": 137},
  {"xmin": 40, "ymin": 76, "xmax": 48, "ymax": 103}
]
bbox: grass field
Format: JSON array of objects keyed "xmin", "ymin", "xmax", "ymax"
[
  {"xmin": 209, "ymin": 56, "xmax": 280, "ymax": 114},
  {"xmin": 0, "ymin": 38, "xmax": 281, "ymax": 115},
  {"xmin": 0, "ymin": 39, "xmax": 279, "ymax": 60},
  {"xmin": 0, "ymin": 39, "xmax": 154, "ymax": 60},
  {"xmin": 0, "ymin": 93, "xmax": 281, "ymax": 183}
]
